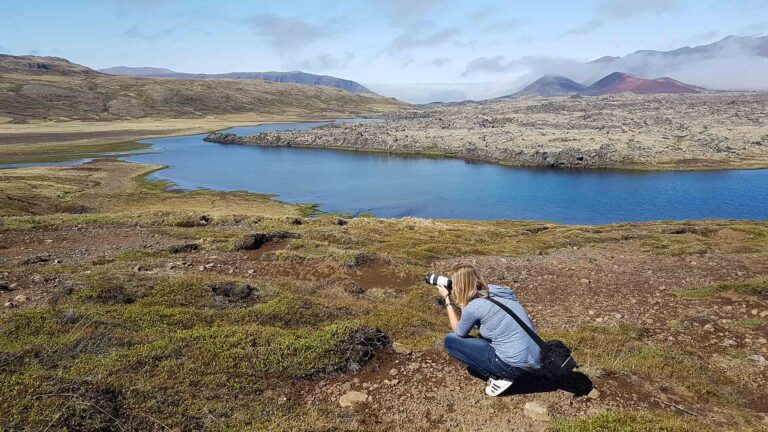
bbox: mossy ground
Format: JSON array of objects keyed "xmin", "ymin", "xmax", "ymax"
[{"xmin": 1, "ymin": 159, "xmax": 767, "ymax": 430}]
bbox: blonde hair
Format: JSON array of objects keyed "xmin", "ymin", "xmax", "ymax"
[{"xmin": 450, "ymin": 263, "xmax": 488, "ymax": 307}]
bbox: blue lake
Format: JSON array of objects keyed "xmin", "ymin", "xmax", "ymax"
[{"xmin": 123, "ymin": 119, "xmax": 768, "ymax": 224}]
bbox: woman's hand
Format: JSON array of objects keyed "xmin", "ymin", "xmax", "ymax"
[{"xmin": 436, "ymin": 286, "xmax": 450, "ymax": 299}]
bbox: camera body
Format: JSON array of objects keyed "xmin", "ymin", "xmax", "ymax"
[{"xmin": 425, "ymin": 273, "xmax": 452, "ymax": 292}]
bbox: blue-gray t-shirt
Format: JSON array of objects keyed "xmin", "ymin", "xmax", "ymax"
[{"xmin": 454, "ymin": 285, "xmax": 541, "ymax": 368}]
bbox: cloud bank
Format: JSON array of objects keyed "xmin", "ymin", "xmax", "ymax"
[{"xmin": 463, "ymin": 36, "xmax": 768, "ymax": 95}]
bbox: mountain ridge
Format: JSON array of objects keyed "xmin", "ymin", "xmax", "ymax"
[
  {"xmin": 98, "ymin": 66, "xmax": 374, "ymax": 94},
  {"xmin": 590, "ymin": 34, "xmax": 768, "ymax": 64}
]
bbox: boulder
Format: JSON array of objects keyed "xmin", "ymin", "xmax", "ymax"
[{"xmin": 339, "ymin": 391, "xmax": 369, "ymax": 407}]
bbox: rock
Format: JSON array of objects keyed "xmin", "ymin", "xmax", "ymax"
[
  {"xmin": 704, "ymin": 324, "xmax": 715, "ymax": 332},
  {"xmin": 204, "ymin": 263, "xmax": 215, "ymax": 269},
  {"xmin": 343, "ymin": 252, "xmax": 378, "ymax": 269},
  {"xmin": 21, "ymin": 255, "xmax": 49, "ymax": 265},
  {"xmin": 334, "ymin": 218, "xmax": 349, "ymax": 226},
  {"xmin": 133, "ymin": 265, "xmax": 147, "ymax": 272},
  {"xmin": 587, "ymin": 388, "xmax": 600, "ymax": 399},
  {"xmin": 168, "ymin": 243, "xmax": 199, "ymax": 254},
  {"xmin": 339, "ymin": 391, "xmax": 369, "ymax": 407},
  {"xmin": 392, "ymin": 342, "xmax": 412, "ymax": 355},
  {"xmin": 232, "ymin": 232, "xmax": 300, "ymax": 251},
  {"xmin": 247, "ymin": 269, "xmax": 255, "ymax": 275},
  {"xmin": 747, "ymin": 355, "xmax": 767, "ymax": 365},
  {"xmin": 389, "ymin": 368, "xmax": 399, "ymax": 376},
  {"xmin": 208, "ymin": 282, "xmax": 257, "ymax": 300},
  {"xmin": 4, "ymin": 301, "xmax": 14, "ymax": 308},
  {"xmin": 58, "ymin": 310, "xmax": 79, "ymax": 324},
  {"xmin": 751, "ymin": 309, "xmax": 759, "ymax": 315},
  {"xmin": 523, "ymin": 401, "xmax": 551, "ymax": 422},
  {"xmin": 13, "ymin": 295, "xmax": 28, "ymax": 304}
]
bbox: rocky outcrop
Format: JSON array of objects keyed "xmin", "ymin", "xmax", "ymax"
[{"xmin": 204, "ymin": 93, "xmax": 768, "ymax": 170}]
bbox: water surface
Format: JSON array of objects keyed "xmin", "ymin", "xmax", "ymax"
[{"xmin": 123, "ymin": 119, "xmax": 768, "ymax": 224}]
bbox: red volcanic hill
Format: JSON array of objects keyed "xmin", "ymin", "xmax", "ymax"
[{"xmin": 581, "ymin": 72, "xmax": 702, "ymax": 95}]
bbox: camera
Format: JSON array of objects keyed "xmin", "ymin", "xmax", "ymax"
[{"xmin": 425, "ymin": 273, "xmax": 452, "ymax": 292}]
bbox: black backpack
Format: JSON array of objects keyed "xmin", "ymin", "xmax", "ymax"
[{"xmin": 487, "ymin": 296, "xmax": 577, "ymax": 379}]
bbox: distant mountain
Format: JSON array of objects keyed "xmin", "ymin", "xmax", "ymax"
[
  {"xmin": 503, "ymin": 72, "xmax": 704, "ymax": 99},
  {"xmin": 98, "ymin": 66, "xmax": 374, "ymax": 94},
  {"xmin": 591, "ymin": 35, "xmax": 768, "ymax": 65},
  {"xmin": 580, "ymin": 72, "xmax": 701, "ymax": 95},
  {"xmin": 500, "ymin": 75, "xmax": 588, "ymax": 98},
  {"xmin": 99, "ymin": 66, "xmax": 176, "ymax": 76}
]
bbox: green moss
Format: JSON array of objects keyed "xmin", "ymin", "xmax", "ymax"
[
  {"xmin": 677, "ymin": 277, "xmax": 768, "ymax": 299},
  {"xmin": 554, "ymin": 410, "xmax": 712, "ymax": 432},
  {"xmin": 728, "ymin": 318, "xmax": 766, "ymax": 328},
  {"xmin": 113, "ymin": 249, "xmax": 161, "ymax": 262}
]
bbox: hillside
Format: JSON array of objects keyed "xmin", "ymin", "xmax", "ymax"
[
  {"xmin": 501, "ymin": 75, "xmax": 588, "ymax": 98},
  {"xmin": 580, "ymin": 72, "xmax": 700, "ymax": 95},
  {"xmin": 0, "ymin": 55, "xmax": 405, "ymax": 123},
  {"xmin": 99, "ymin": 66, "xmax": 374, "ymax": 94}
]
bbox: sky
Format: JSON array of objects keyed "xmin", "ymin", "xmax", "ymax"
[{"xmin": 1, "ymin": 0, "xmax": 767, "ymax": 102}]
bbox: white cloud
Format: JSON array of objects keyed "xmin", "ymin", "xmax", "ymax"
[
  {"xmin": 292, "ymin": 53, "xmax": 355, "ymax": 71},
  {"xmin": 593, "ymin": 0, "xmax": 682, "ymax": 19},
  {"xmin": 560, "ymin": 19, "xmax": 603, "ymax": 37},
  {"xmin": 243, "ymin": 14, "xmax": 330, "ymax": 52},
  {"xmin": 388, "ymin": 24, "xmax": 461, "ymax": 52}
]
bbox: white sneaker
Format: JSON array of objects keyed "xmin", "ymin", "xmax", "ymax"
[{"xmin": 485, "ymin": 377, "xmax": 514, "ymax": 396}]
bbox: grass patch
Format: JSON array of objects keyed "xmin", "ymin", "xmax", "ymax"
[
  {"xmin": 554, "ymin": 410, "xmax": 712, "ymax": 432},
  {"xmin": 0, "ymin": 141, "xmax": 150, "ymax": 164},
  {"xmin": 548, "ymin": 324, "xmax": 742, "ymax": 407}
]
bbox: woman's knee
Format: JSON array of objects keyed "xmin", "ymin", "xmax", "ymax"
[{"xmin": 444, "ymin": 333, "xmax": 461, "ymax": 353}]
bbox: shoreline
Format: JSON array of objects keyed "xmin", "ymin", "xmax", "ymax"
[{"xmin": 204, "ymin": 132, "xmax": 768, "ymax": 172}]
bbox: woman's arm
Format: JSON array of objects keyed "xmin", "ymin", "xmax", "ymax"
[{"xmin": 438, "ymin": 286, "xmax": 460, "ymax": 331}]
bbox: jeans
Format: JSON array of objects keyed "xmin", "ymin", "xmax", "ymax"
[{"xmin": 444, "ymin": 333, "xmax": 529, "ymax": 381}]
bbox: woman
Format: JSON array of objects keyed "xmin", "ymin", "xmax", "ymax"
[{"xmin": 438, "ymin": 264, "xmax": 541, "ymax": 396}]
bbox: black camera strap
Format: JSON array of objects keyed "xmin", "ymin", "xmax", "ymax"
[{"xmin": 486, "ymin": 296, "xmax": 547, "ymax": 350}]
